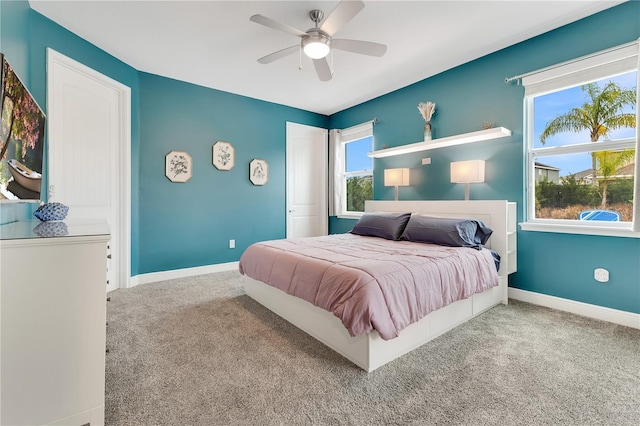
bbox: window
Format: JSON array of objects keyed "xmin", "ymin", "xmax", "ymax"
[
  {"xmin": 344, "ymin": 136, "xmax": 373, "ymax": 213},
  {"xmin": 522, "ymin": 41, "xmax": 639, "ymax": 236},
  {"xmin": 330, "ymin": 121, "xmax": 374, "ymax": 217}
]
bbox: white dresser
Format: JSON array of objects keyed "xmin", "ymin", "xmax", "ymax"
[{"xmin": 0, "ymin": 220, "xmax": 110, "ymax": 426}]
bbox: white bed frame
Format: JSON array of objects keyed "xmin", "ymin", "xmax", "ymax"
[{"xmin": 243, "ymin": 200, "xmax": 517, "ymax": 372}]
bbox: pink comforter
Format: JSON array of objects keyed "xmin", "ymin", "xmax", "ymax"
[{"xmin": 239, "ymin": 234, "xmax": 499, "ymax": 340}]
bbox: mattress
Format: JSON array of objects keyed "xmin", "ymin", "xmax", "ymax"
[{"xmin": 239, "ymin": 233, "xmax": 499, "ymax": 340}]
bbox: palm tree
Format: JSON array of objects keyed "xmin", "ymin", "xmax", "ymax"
[
  {"xmin": 539, "ymin": 81, "xmax": 636, "ymax": 188},
  {"xmin": 594, "ymin": 148, "xmax": 635, "ymax": 208}
]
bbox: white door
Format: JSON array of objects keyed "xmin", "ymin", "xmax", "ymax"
[
  {"xmin": 286, "ymin": 122, "xmax": 328, "ymax": 238},
  {"xmin": 47, "ymin": 49, "xmax": 131, "ymax": 292}
]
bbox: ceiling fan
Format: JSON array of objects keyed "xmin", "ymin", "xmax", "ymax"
[{"xmin": 250, "ymin": 0, "xmax": 387, "ymax": 81}]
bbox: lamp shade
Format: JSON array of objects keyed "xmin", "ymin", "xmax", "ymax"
[
  {"xmin": 384, "ymin": 168, "xmax": 410, "ymax": 186},
  {"xmin": 450, "ymin": 160, "xmax": 485, "ymax": 183}
]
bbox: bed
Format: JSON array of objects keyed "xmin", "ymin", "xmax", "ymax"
[{"xmin": 240, "ymin": 200, "xmax": 517, "ymax": 372}]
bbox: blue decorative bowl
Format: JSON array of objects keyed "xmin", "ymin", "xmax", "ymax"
[{"xmin": 34, "ymin": 202, "xmax": 69, "ymax": 222}]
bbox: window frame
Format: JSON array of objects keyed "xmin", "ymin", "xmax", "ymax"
[
  {"xmin": 335, "ymin": 123, "xmax": 374, "ymax": 219},
  {"xmin": 340, "ymin": 137, "xmax": 373, "ymax": 218},
  {"xmin": 521, "ymin": 41, "xmax": 640, "ymax": 238}
]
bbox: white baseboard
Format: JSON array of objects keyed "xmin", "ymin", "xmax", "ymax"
[
  {"xmin": 129, "ymin": 261, "xmax": 239, "ymax": 288},
  {"xmin": 508, "ymin": 288, "xmax": 640, "ymax": 330},
  {"xmin": 127, "ymin": 270, "xmax": 639, "ymax": 330}
]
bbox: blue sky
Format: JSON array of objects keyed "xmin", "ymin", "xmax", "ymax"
[
  {"xmin": 533, "ymin": 71, "xmax": 637, "ymax": 176},
  {"xmin": 345, "ymin": 136, "xmax": 373, "ymax": 172}
]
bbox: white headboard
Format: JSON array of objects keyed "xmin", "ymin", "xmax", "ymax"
[{"xmin": 365, "ymin": 200, "xmax": 517, "ymax": 280}]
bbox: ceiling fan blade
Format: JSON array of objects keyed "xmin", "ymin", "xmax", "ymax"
[
  {"xmin": 250, "ymin": 14, "xmax": 307, "ymax": 37},
  {"xmin": 320, "ymin": 0, "xmax": 364, "ymax": 36},
  {"xmin": 332, "ymin": 39, "xmax": 387, "ymax": 57},
  {"xmin": 313, "ymin": 58, "xmax": 332, "ymax": 81},
  {"xmin": 257, "ymin": 45, "xmax": 299, "ymax": 64}
]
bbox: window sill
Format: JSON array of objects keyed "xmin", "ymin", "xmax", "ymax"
[
  {"xmin": 520, "ymin": 221, "xmax": 640, "ymax": 238},
  {"xmin": 336, "ymin": 213, "xmax": 364, "ymax": 220}
]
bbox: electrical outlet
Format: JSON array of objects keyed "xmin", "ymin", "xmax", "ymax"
[
  {"xmin": 229, "ymin": 239, "xmax": 235, "ymax": 249},
  {"xmin": 594, "ymin": 268, "xmax": 609, "ymax": 283}
]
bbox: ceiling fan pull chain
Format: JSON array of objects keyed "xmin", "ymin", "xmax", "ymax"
[{"xmin": 298, "ymin": 45, "xmax": 302, "ymax": 70}]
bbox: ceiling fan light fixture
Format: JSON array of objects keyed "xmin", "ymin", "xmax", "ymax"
[
  {"xmin": 250, "ymin": 2, "xmax": 386, "ymax": 81},
  {"xmin": 302, "ymin": 34, "xmax": 331, "ymax": 59}
]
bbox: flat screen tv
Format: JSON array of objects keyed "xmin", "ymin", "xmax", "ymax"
[{"xmin": 0, "ymin": 53, "xmax": 46, "ymax": 201}]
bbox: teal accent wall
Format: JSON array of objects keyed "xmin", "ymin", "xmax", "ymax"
[
  {"xmin": 328, "ymin": 2, "xmax": 640, "ymax": 314},
  {"xmin": 138, "ymin": 73, "xmax": 327, "ymax": 273},
  {"xmin": 2, "ymin": 1, "xmax": 638, "ymax": 314},
  {"xmin": 0, "ymin": 0, "xmax": 36, "ymax": 225},
  {"xmin": 1, "ymin": 1, "xmax": 327, "ymax": 275},
  {"xmin": 329, "ymin": 216, "xmax": 357, "ymax": 234},
  {"xmin": 0, "ymin": 0, "xmax": 30, "ymax": 83},
  {"xmin": 0, "ymin": 3, "xmax": 142, "ymax": 271},
  {"xmin": 27, "ymin": 11, "xmax": 141, "ymax": 272}
]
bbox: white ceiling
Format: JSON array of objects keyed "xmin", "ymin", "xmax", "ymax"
[{"xmin": 29, "ymin": 1, "xmax": 624, "ymax": 115}]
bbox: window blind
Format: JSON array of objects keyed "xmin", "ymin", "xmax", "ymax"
[
  {"xmin": 339, "ymin": 120, "xmax": 373, "ymax": 142},
  {"xmin": 523, "ymin": 41, "xmax": 638, "ymax": 96}
]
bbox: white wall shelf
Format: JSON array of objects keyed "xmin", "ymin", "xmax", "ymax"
[{"xmin": 368, "ymin": 126, "xmax": 512, "ymax": 158}]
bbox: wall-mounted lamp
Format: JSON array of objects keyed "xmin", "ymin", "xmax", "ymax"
[
  {"xmin": 384, "ymin": 168, "xmax": 410, "ymax": 201},
  {"xmin": 450, "ymin": 160, "xmax": 485, "ymax": 200}
]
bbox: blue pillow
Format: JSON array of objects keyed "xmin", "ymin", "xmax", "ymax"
[
  {"xmin": 399, "ymin": 216, "xmax": 493, "ymax": 249},
  {"xmin": 350, "ymin": 212, "xmax": 411, "ymax": 241}
]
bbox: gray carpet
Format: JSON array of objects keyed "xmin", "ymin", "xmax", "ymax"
[{"xmin": 105, "ymin": 271, "xmax": 640, "ymax": 425}]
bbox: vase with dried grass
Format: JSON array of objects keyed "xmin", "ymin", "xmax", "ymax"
[{"xmin": 418, "ymin": 102, "xmax": 436, "ymax": 141}]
